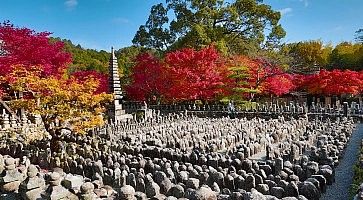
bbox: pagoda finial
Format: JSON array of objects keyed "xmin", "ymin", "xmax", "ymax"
[{"xmin": 111, "ymin": 47, "xmax": 115, "ymax": 57}]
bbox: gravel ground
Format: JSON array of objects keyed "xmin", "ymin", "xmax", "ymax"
[{"xmin": 320, "ymin": 124, "xmax": 363, "ymax": 200}]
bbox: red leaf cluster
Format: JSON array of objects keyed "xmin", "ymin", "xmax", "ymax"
[
  {"xmin": 123, "ymin": 46, "xmax": 363, "ymax": 102},
  {"xmin": 225, "ymin": 56, "xmax": 295, "ymax": 98},
  {"xmin": 165, "ymin": 47, "xmax": 228, "ymax": 101},
  {"xmin": 0, "ymin": 22, "xmax": 109, "ymax": 100},
  {"xmin": 126, "ymin": 53, "xmax": 170, "ymax": 102},
  {"xmin": 127, "ymin": 48, "xmax": 299, "ymax": 102},
  {"xmin": 263, "ymin": 73, "xmax": 295, "ymax": 96},
  {"xmin": 126, "ymin": 46, "xmax": 229, "ymax": 102},
  {"xmin": 0, "ymin": 22, "xmax": 71, "ymax": 77},
  {"xmin": 302, "ymin": 69, "xmax": 363, "ymax": 96},
  {"xmin": 4, "ymin": 22, "xmax": 363, "ymax": 102}
]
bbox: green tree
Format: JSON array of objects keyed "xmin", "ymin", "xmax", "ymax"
[
  {"xmin": 115, "ymin": 46, "xmax": 147, "ymax": 85},
  {"xmin": 355, "ymin": 29, "xmax": 363, "ymax": 43},
  {"xmin": 226, "ymin": 58, "xmax": 255, "ymax": 101},
  {"xmin": 328, "ymin": 42, "xmax": 363, "ymax": 70},
  {"xmin": 252, "ymin": 48, "xmax": 292, "ymax": 70},
  {"xmin": 283, "ymin": 40, "xmax": 332, "ymax": 72},
  {"xmin": 133, "ymin": 0, "xmax": 285, "ymax": 55},
  {"xmin": 51, "ymin": 38, "xmax": 110, "ymax": 74},
  {"xmin": 132, "ymin": 3, "xmax": 176, "ymax": 51}
]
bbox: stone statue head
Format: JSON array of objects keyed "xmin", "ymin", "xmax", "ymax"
[
  {"xmin": 27, "ymin": 165, "xmax": 39, "ymax": 178},
  {"xmin": 4, "ymin": 158, "xmax": 16, "ymax": 170},
  {"xmin": 49, "ymin": 172, "xmax": 61, "ymax": 186}
]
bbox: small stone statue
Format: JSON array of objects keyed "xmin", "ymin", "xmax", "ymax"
[
  {"xmin": 19, "ymin": 164, "xmax": 45, "ymax": 200},
  {"xmin": 79, "ymin": 182, "xmax": 99, "ymax": 200},
  {"xmin": 41, "ymin": 172, "xmax": 78, "ymax": 200},
  {"xmin": 120, "ymin": 185, "xmax": 136, "ymax": 200},
  {"xmin": 0, "ymin": 157, "xmax": 24, "ymax": 194}
]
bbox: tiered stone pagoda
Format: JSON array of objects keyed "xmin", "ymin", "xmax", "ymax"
[{"xmin": 107, "ymin": 47, "xmax": 131, "ymax": 123}]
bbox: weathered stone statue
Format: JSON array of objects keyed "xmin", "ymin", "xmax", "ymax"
[
  {"xmin": 120, "ymin": 185, "xmax": 136, "ymax": 200},
  {"xmin": 0, "ymin": 157, "xmax": 24, "ymax": 194},
  {"xmin": 41, "ymin": 172, "xmax": 78, "ymax": 200},
  {"xmin": 79, "ymin": 182, "xmax": 98, "ymax": 200},
  {"xmin": 19, "ymin": 164, "xmax": 45, "ymax": 200}
]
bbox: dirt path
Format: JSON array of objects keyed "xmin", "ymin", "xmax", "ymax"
[{"xmin": 320, "ymin": 124, "xmax": 363, "ymax": 200}]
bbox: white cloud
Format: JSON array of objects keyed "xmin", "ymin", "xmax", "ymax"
[
  {"xmin": 278, "ymin": 8, "xmax": 293, "ymax": 16},
  {"xmin": 112, "ymin": 17, "xmax": 130, "ymax": 25},
  {"xmin": 64, "ymin": 0, "xmax": 78, "ymax": 10},
  {"xmin": 299, "ymin": 0, "xmax": 309, "ymax": 7}
]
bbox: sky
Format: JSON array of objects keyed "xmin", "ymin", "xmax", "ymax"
[{"xmin": 0, "ymin": 0, "xmax": 362, "ymax": 51}]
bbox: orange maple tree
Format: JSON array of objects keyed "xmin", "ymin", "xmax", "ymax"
[{"xmin": 5, "ymin": 65, "xmax": 112, "ymax": 134}]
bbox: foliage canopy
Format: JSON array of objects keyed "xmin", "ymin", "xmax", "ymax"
[{"xmin": 133, "ymin": 0, "xmax": 286, "ymax": 54}]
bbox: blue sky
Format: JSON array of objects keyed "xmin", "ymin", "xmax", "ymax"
[{"xmin": 0, "ymin": 0, "xmax": 362, "ymax": 51}]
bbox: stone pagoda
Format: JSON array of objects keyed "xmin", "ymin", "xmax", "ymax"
[{"xmin": 107, "ymin": 47, "xmax": 131, "ymax": 123}]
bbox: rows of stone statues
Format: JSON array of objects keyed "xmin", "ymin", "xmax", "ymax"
[
  {"xmin": 122, "ymin": 101, "xmax": 363, "ymax": 117},
  {"xmin": 0, "ymin": 116, "xmax": 355, "ymax": 199}
]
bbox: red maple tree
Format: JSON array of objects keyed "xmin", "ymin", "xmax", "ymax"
[
  {"xmin": 263, "ymin": 73, "xmax": 295, "ymax": 96},
  {"xmin": 304, "ymin": 69, "xmax": 362, "ymax": 96},
  {"xmin": 126, "ymin": 53, "xmax": 170, "ymax": 102},
  {"xmin": 165, "ymin": 46, "xmax": 227, "ymax": 102},
  {"xmin": 0, "ymin": 22, "xmax": 71, "ymax": 77},
  {"xmin": 226, "ymin": 55, "xmax": 293, "ymax": 99},
  {"xmin": 0, "ymin": 22, "xmax": 111, "ymax": 100}
]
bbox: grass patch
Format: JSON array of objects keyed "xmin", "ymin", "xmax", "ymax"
[{"xmin": 350, "ymin": 144, "xmax": 363, "ymax": 199}]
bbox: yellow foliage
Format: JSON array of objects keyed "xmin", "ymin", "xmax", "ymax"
[{"xmin": 7, "ymin": 65, "xmax": 113, "ymax": 135}]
